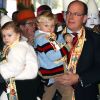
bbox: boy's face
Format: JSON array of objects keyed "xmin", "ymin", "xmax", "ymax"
[
  {"xmin": 38, "ymin": 19, "xmax": 55, "ymax": 33},
  {"xmin": 2, "ymin": 28, "xmax": 20, "ymax": 46}
]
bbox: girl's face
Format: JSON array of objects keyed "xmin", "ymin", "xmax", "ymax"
[
  {"xmin": 85, "ymin": 14, "xmax": 100, "ymax": 28},
  {"xmin": 2, "ymin": 28, "xmax": 20, "ymax": 46},
  {"xmin": 38, "ymin": 19, "xmax": 55, "ymax": 33}
]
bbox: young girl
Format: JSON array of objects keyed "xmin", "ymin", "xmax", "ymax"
[
  {"xmin": 34, "ymin": 11, "xmax": 73, "ymax": 100},
  {"xmin": 0, "ymin": 21, "xmax": 38, "ymax": 100}
]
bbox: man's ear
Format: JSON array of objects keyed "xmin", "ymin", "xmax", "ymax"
[{"xmin": 83, "ymin": 15, "xmax": 87, "ymax": 24}]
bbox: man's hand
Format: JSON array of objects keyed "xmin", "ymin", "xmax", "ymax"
[{"xmin": 54, "ymin": 72, "xmax": 79, "ymax": 86}]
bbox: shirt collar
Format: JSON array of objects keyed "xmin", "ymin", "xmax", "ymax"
[
  {"xmin": 38, "ymin": 30, "xmax": 50, "ymax": 35},
  {"xmin": 67, "ymin": 28, "xmax": 80, "ymax": 34}
]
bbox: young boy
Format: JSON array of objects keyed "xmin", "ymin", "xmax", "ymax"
[{"xmin": 34, "ymin": 11, "xmax": 73, "ymax": 100}]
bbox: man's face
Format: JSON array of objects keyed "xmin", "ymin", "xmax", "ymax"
[
  {"xmin": 25, "ymin": 19, "xmax": 36, "ymax": 33},
  {"xmin": 21, "ymin": 19, "xmax": 36, "ymax": 38},
  {"xmin": 66, "ymin": 2, "xmax": 87, "ymax": 32},
  {"xmin": 85, "ymin": 13, "xmax": 100, "ymax": 28}
]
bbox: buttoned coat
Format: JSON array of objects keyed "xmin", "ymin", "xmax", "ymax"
[{"xmin": 75, "ymin": 27, "xmax": 100, "ymax": 100}]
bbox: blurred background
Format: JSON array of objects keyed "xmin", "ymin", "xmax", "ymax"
[{"xmin": 0, "ymin": 0, "xmax": 100, "ymax": 17}]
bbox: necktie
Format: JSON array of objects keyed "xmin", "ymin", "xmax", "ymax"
[
  {"xmin": 67, "ymin": 33, "xmax": 78, "ymax": 63},
  {"xmin": 72, "ymin": 33, "xmax": 78, "ymax": 45}
]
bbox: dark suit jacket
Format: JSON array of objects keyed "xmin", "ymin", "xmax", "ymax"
[{"xmin": 75, "ymin": 27, "xmax": 100, "ymax": 100}]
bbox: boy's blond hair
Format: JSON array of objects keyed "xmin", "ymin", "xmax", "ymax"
[{"xmin": 37, "ymin": 11, "xmax": 55, "ymax": 23}]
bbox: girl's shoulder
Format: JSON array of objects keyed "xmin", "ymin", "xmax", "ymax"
[{"xmin": 10, "ymin": 41, "xmax": 29, "ymax": 51}]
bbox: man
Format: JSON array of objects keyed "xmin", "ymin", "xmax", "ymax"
[
  {"xmin": 16, "ymin": 9, "xmax": 43, "ymax": 100},
  {"xmin": 17, "ymin": 9, "xmax": 37, "ymax": 45},
  {"xmin": 55, "ymin": 1, "xmax": 100, "ymax": 100}
]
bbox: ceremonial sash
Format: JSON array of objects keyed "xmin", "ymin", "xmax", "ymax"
[
  {"xmin": 1, "ymin": 40, "xmax": 19, "ymax": 100},
  {"xmin": 67, "ymin": 27, "xmax": 86, "ymax": 100},
  {"xmin": 67, "ymin": 27, "xmax": 86, "ymax": 73},
  {"xmin": 6, "ymin": 78, "xmax": 18, "ymax": 100}
]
